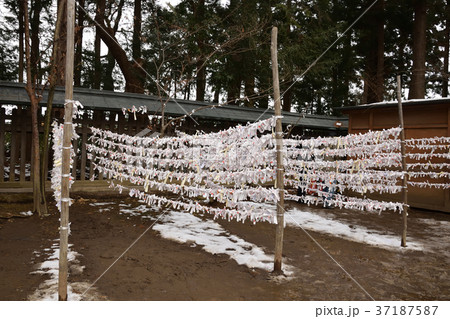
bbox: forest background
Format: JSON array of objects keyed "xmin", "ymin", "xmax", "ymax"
[{"xmin": 0, "ymin": 0, "xmax": 449, "ymax": 116}]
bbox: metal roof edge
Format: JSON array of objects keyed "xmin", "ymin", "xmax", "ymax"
[
  {"xmin": 1, "ymin": 81, "xmax": 348, "ymax": 129},
  {"xmin": 341, "ymin": 97, "xmax": 450, "ymax": 111}
]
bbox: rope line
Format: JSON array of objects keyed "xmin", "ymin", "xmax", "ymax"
[{"xmin": 285, "ymin": 211, "xmax": 376, "ymax": 301}]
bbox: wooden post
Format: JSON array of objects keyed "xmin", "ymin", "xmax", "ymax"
[
  {"xmin": 396, "ymin": 75, "xmax": 408, "ymax": 247},
  {"xmin": 80, "ymin": 112, "xmax": 88, "ymax": 181},
  {"xmin": 20, "ymin": 108, "xmax": 27, "ymax": 182},
  {"xmin": 9, "ymin": 109, "xmax": 18, "ymax": 182},
  {"xmin": 0, "ymin": 108, "xmax": 5, "ymax": 182},
  {"xmin": 59, "ymin": 0, "xmax": 75, "ymax": 301},
  {"xmin": 271, "ymin": 27, "xmax": 285, "ymax": 273}
]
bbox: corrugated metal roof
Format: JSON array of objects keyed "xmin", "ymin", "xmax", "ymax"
[{"xmin": 0, "ymin": 81, "xmax": 348, "ymax": 130}]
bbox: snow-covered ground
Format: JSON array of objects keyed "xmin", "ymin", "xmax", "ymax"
[
  {"xmin": 232, "ymin": 203, "xmax": 429, "ymax": 251},
  {"xmin": 111, "ymin": 200, "xmax": 450, "ymax": 269},
  {"xmin": 153, "ymin": 210, "xmax": 294, "ymax": 275},
  {"xmin": 285, "ymin": 208, "xmax": 450, "ymax": 258},
  {"xmin": 119, "ymin": 203, "xmax": 157, "ymax": 219},
  {"xmin": 20, "ymin": 211, "xmax": 33, "ymax": 217},
  {"xmin": 286, "ymin": 208, "xmax": 424, "ymax": 251},
  {"xmin": 117, "ymin": 200, "xmax": 294, "ymax": 274},
  {"xmin": 28, "ymin": 240, "xmax": 102, "ymax": 301},
  {"xmin": 27, "ymin": 200, "xmax": 450, "ymax": 301},
  {"xmin": 89, "ymin": 201, "xmax": 116, "ymax": 213}
]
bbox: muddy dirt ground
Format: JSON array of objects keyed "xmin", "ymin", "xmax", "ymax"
[{"xmin": 1, "ymin": 194, "xmax": 449, "ymax": 301}]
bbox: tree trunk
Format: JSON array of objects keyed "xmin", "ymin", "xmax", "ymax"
[
  {"xmin": 95, "ymin": 0, "xmax": 145, "ymax": 93},
  {"xmin": 362, "ymin": 0, "xmax": 384, "ymax": 104},
  {"xmin": 18, "ymin": 0, "xmax": 25, "ymax": 82},
  {"xmin": 30, "ymin": 0, "xmax": 43, "ymax": 83},
  {"xmin": 281, "ymin": 0, "xmax": 292, "ymax": 112},
  {"xmin": 316, "ymin": 93, "xmax": 323, "ymax": 115},
  {"xmin": 226, "ymin": 0, "xmax": 241, "ymax": 105},
  {"xmin": 55, "ymin": 0, "xmax": 67, "ymax": 86},
  {"xmin": 227, "ymin": 53, "xmax": 242, "ymax": 105},
  {"xmin": 363, "ymin": 46, "xmax": 378, "ymax": 104},
  {"xmin": 282, "ymin": 79, "xmax": 293, "ymax": 112},
  {"xmin": 213, "ymin": 88, "xmax": 220, "ymax": 103},
  {"xmin": 242, "ymin": 0, "xmax": 257, "ymax": 107},
  {"xmin": 93, "ymin": 27, "xmax": 101, "ymax": 89},
  {"xmin": 103, "ymin": 51, "xmax": 115, "ymax": 91},
  {"xmin": 243, "ymin": 36, "xmax": 256, "ymax": 108},
  {"xmin": 443, "ymin": 2, "xmax": 449, "ymax": 97},
  {"xmin": 132, "ymin": 0, "xmax": 142, "ymax": 61},
  {"xmin": 227, "ymin": 71, "xmax": 241, "ymax": 104},
  {"xmin": 193, "ymin": 0, "xmax": 207, "ymax": 101},
  {"xmin": 409, "ymin": 0, "xmax": 427, "ymax": 99},
  {"xmin": 331, "ymin": 67, "xmax": 341, "ymax": 112},
  {"xmin": 40, "ymin": 0, "xmax": 66, "ymax": 212},
  {"xmin": 74, "ymin": 0, "xmax": 85, "ymax": 87},
  {"xmin": 23, "ymin": 0, "xmax": 47, "ymax": 216},
  {"xmin": 196, "ymin": 61, "xmax": 207, "ymax": 101},
  {"xmin": 375, "ymin": 0, "xmax": 385, "ymax": 101},
  {"xmin": 342, "ymin": 33, "xmax": 352, "ymax": 106},
  {"xmin": 244, "ymin": 75, "xmax": 255, "ymax": 107}
]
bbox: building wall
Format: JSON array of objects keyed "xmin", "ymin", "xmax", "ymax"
[{"xmin": 344, "ymin": 102, "xmax": 450, "ymax": 213}]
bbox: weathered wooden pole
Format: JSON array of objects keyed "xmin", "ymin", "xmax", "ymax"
[
  {"xmin": 396, "ymin": 75, "xmax": 408, "ymax": 247},
  {"xmin": 271, "ymin": 27, "xmax": 285, "ymax": 273},
  {"xmin": 59, "ymin": 0, "xmax": 75, "ymax": 301}
]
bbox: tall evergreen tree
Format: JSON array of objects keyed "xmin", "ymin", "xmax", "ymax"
[
  {"xmin": 443, "ymin": 0, "xmax": 450, "ymax": 97},
  {"xmin": 94, "ymin": 0, "xmax": 145, "ymax": 93},
  {"xmin": 409, "ymin": 0, "xmax": 427, "ymax": 99},
  {"xmin": 0, "ymin": 0, "xmax": 449, "ymax": 114},
  {"xmin": 74, "ymin": 0, "xmax": 86, "ymax": 86},
  {"xmin": 360, "ymin": 0, "xmax": 385, "ymax": 104}
]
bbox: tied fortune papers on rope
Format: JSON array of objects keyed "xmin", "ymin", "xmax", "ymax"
[{"xmin": 51, "ymin": 101, "xmax": 449, "ymax": 222}]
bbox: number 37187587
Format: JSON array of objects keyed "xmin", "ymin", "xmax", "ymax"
[{"xmin": 376, "ymin": 305, "xmax": 438, "ymax": 316}]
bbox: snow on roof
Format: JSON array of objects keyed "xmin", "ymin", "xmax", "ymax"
[{"xmin": 343, "ymin": 97, "xmax": 450, "ymax": 111}]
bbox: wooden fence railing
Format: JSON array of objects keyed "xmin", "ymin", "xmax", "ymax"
[{"xmin": 0, "ymin": 105, "xmax": 148, "ymax": 192}]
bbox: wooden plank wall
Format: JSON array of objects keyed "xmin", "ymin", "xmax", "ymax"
[
  {"xmin": 345, "ymin": 103, "xmax": 450, "ymax": 213},
  {"xmin": 0, "ymin": 106, "xmax": 148, "ymax": 192}
]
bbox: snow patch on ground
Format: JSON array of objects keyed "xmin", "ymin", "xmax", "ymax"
[
  {"xmin": 28, "ymin": 240, "xmax": 104, "ymax": 301},
  {"xmin": 89, "ymin": 201, "xmax": 116, "ymax": 206},
  {"xmin": 120, "ymin": 204, "xmax": 155, "ymax": 216},
  {"xmin": 89, "ymin": 201, "xmax": 115, "ymax": 212},
  {"xmin": 119, "ymin": 201, "xmax": 158, "ymax": 219},
  {"xmin": 252, "ymin": 204, "xmax": 427, "ymax": 251},
  {"xmin": 153, "ymin": 210, "xmax": 294, "ymax": 275},
  {"xmin": 286, "ymin": 208, "xmax": 424, "ymax": 251}
]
